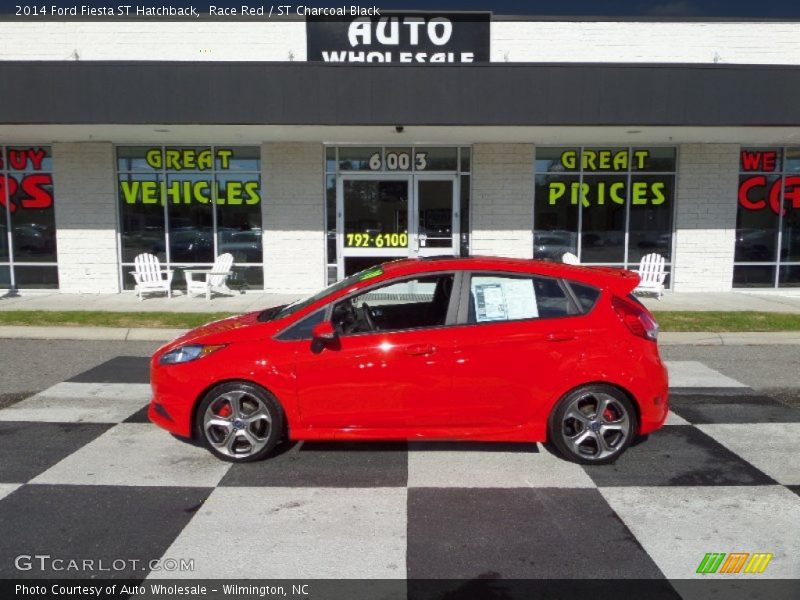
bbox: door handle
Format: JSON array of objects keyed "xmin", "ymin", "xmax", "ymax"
[
  {"xmin": 406, "ymin": 344, "xmax": 436, "ymax": 356},
  {"xmin": 546, "ymin": 333, "xmax": 575, "ymax": 342}
]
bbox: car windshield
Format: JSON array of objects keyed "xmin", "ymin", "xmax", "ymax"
[{"xmin": 258, "ymin": 265, "xmax": 385, "ymax": 322}]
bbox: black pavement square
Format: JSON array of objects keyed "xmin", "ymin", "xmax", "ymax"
[
  {"xmin": 0, "ymin": 422, "xmax": 111, "ymax": 483},
  {"xmin": 123, "ymin": 405, "xmax": 152, "ymax": 423},
  {"xmin": 669, "ymin": 387, "xmax": 753, "ymax": 397},
  {"xmin": 787, "ymin": 485, "xmax": 800, "ymax": 499},
  {"xmin": 583, "ymin": 426, "xmax": 776, "ymax": 487},
  {"xmin": 0, "ymin": 484, "xmax": 211, "ymax": 578},
  {"xmin": 68, "ymin": 356, "xmax": 150, "ymax": 384},
  {"xmin": 670, "ymin": 393, "xmax": 800, "ymax": 424},
  {"xmin": 220, "ymin": 441, "xmax": 409, "ymax": 487},
  {"xmin": 407, "ymin": 487, "xmax": 666, "ymax": 580}
]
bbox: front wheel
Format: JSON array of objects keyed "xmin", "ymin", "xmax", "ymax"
[
  {"xmin": 548, "ymin": 384, "xmax": 637, "ymax": 465},
  {"xmin": 194, "ymin": 382, "xmax": 284, "ymax": 462}
]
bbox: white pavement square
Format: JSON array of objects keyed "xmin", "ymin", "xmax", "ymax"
[
  {"xmin": 0, "ymin": 382, "xmax": 150, "ymax": 423},
  {"xmin": 0, "ymin": 484, "xmax": 21, "ymax": 502},
  {"xmin": 664, "ymin": 361, "xmax": 748, "ymax": 388},
  {"xmin": 600, "ymin": 485, "xmax": 800, "ymax": 579},
  {"xmin": 664, "ymin": 410, "xmax": 691, "ymax": 426},
  {"xmin": 158, "ymin": 487, "xmax": 407, "ymax": 579},
  {"xmin": 407, "ymin": 444, "xmax": 595, "ymax": 488},
  {"xmin": 31, "ymin": 424, "xmax": 231, "ymax": 488},
  {"xmin": 698, "ymin": 423, "xmax": 800, "ymax": 486}
]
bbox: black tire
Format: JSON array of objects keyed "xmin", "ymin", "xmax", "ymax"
[
  {"xmin": 548, "ymin": 384, "xmax": 637, "ymax": 465},
  {"xmin": 194, "ymin": 381, "xmax": 284, "ymax": 463}
]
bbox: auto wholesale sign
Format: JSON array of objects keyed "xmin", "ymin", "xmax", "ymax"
[{"xmin": 306, "ymin": 13, "xmax": 490, "ymax": 63}]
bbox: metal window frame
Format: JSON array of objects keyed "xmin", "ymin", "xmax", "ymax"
[
  {"xmin": 733, "ymin": 145, "xmax": 800, "ymax": 289},
  {"xmin": 114, "ymin": 144, "xmax": 264, "ymax": 292},
  {"xmin": 324, "ymin": 144, "xmax": 471, "ymax": 283},
  {"xmin": 0, "ymin": 144, "xmax": 59, "ymax": 291},
  {"xmin": 533, "ymin": 144, "xmax": 679, "ymax": 289}
]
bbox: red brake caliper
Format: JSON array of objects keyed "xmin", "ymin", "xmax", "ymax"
[
  {"xmin": 218, "ymin": 403, "xmax": 232, "ymax": 418},
  {"xmin": 603, "ymin": 408, "xmax": 615, "ymax": 422}
]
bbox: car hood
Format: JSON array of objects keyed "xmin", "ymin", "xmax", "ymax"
[{"xmin": 163, "ymin": 310, "xmax": 277, "ymax": 349}]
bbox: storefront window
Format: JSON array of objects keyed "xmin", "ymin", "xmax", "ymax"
[
  {"xmin": 534, "ymin": 146, "xmax": 676, "ymax": 285},
  {"xmin": 734, "ymin": 147, "xmax": 800, "ymax": 288},
  {"xmin": 117, "ymin": 146, "xmax": 263, "ymax": 290},
  {"xmin": 0, "ymin": 146, "xmax": 58, "ymax": 289}
]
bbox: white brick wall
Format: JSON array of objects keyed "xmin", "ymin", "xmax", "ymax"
[
  {"xmin": 672, "ymin": 144, "xmax": 739, "ymax": 292},
  {"xmin": 492, "ymin": 22, "xmax": 800, "ymax": 64},
  {"xmin": 0, "ymin": 22, "xmax": 305, "ymax": 61},
  {"xmin": 261, "ymin": 143, "xmax": 326, "ymax": 294},
  {"xmin": 471, "ymin": 144, "xmax": 534, "ymax": 259},
  {"xmin": 52, "ymin": 142, "xmax": 120, "ymax": 293},
  {"xmin": 1, "ymin": 21, "xmax": 798, "ymax": 65}
]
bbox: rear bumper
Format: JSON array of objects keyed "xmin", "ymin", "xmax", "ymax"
[{"xmin": 637, "ymin": 359, "xmax": 670, "ymax": 435}]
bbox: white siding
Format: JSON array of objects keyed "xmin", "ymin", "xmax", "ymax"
[
  {"xmin": 0, "ymin": 21, "xmax": 305, "ymax": 61},
  {"xmin": 492, "ymin": 21, "xmax": 800, "ymax": 64},
  {"xmin": 672, "ymin": 144, "xmax": 739, "ymax": 292},
  {"xmin": 52, "ymin": 142, "xmax": 120, "ymax": 293},
  {"xmin": 471, "ymin": 144, "xmax": 535, "ymax": 259},
  {"xmin": 261, "ymin": 143, "xmax": 326, "ymax": 294},
  {"xmin": 1, "ymin": 21, "xmax": 798, "ymax": 65}
]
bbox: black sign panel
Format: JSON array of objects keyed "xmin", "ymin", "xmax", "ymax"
[{"xmin": 306, "ymin": 13, "xmax": 490, "ymax": 63}]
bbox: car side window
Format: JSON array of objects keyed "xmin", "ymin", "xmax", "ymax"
[
  {"xmin": 567, "ymin": 281, "xmax": 602, "ymax": 313},
  {"xmin": 275, "ymin": 309, "xmax": 325, "ymax": 341},
  {"xmin": 331, "ymin": 274, "xmax": 455, "ymax": 336},
  {"xmin": 467, "ymin": 274, "xmax": 576, "ymax": 324}
]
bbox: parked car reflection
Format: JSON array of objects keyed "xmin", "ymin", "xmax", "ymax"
[
  {"xmin": 14, "ymin": 223, "xmax": 56, "ymax": 257},
  {"xmin": 533, "ymin": 230, "xmax": 577, "ymax": 260},
  {"xmin": 218, "ymin": 228, "xmax": 263, "ymax": 263},
  {"xmin": 736, "ymin": 229, "xmax": 776, "ymax": 261}
]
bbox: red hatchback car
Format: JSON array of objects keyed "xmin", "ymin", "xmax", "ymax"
[{"xmin": 149, "ymin": 257, "xmax": 669, "ymax": 465}]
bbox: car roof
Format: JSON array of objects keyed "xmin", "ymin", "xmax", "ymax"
[{"xmin": 379, "ymin": 256, "xmax": 639, "ymax": 291}]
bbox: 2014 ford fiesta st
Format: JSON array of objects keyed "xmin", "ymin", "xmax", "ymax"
[{"xmin": 149, "ymin": 257, "xmax": 669, "ymax": 465}]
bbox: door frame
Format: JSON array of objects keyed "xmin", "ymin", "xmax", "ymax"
[{"xmin": 336, "ymin": 172, "xmax": 459, "ymax": 279}]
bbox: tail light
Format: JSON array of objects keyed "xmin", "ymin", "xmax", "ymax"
[{"xmin": 612, "ymin": 295, "xmax": 659, "ymax": 341}]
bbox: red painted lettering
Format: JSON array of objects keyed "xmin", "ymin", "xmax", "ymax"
[
  {"xmin": 740, "ymin": 151, "xmax": 778, "ymax": 172},
  {"xmin": 738, "ymin": 175, "xmax": 767, "ymax": 210},
  {"xmin": 20, "ymin": 174, "xmax": 53, "ymax": 209},
  {"xmin": 0, "ymin": 175, "xmax": 19, "ymax": 212}
]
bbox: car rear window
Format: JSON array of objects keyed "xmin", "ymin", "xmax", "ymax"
[{"xmin": 568, "ymin": 281, "xmax": 602, "ymax": 313}]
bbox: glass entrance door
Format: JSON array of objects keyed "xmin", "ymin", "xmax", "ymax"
[
  {"xmin": 338, "ymin": 174, "xmax": 459, "ymax": 278},
  {"xmin": 414, "ymin": 175, "xmax": 458, "ymax": 258}
]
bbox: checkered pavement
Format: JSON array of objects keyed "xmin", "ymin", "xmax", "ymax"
[{"xmin": 0, "ymin": 357, "xmax": 798, "ymax": 584}]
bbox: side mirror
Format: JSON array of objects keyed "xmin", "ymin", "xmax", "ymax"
[
  {"xmin": 311, "ymin": 321, "xmax": 338, "ymax": 354},
  {"xmin": 311, "ymin": 321, "xmax": 338, "ymax": 345}
]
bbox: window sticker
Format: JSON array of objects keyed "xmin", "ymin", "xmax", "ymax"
[{"xmin": 471, "ymin": 277, "xmax": 538, "ymax": 322}]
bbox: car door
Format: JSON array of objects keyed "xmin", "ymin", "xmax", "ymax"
[
  {"xmin": 291, "ymin": 273, "xmax": 459, "ymax": 431},
  {"xmin": 448, "ymin": 271, "xmax": 589, "ymax": 430}
]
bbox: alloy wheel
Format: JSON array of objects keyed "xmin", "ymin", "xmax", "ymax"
[
  {"xmin": 202, "ymin": 389, "xmax": 272, "ymax": 459},
  {"xmin": 560, "ymin": 391, "xmax": 631, "ymax": 461}
]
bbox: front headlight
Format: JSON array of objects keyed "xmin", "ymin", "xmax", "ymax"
[{"xmin": 158, "ymin": 344, "xmax": 226, "ymax": 365}]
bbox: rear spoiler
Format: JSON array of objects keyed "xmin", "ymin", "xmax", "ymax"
[{"xmin": 578, "ymin": 266, "xmax": 641, "ymax": 295}]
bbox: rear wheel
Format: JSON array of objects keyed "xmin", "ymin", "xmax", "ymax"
[
  {"xmin": 194, "ymin": 382, "xmax": 284, "ymax": 462},
  {"xmin": 548, "ymin": 384, "xmax": 637, "ymax": 465}
]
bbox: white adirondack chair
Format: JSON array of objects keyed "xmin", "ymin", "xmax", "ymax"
[
  {"xmin": 561, "ymin": 252, "xmax": 580, "ymax": 265},
  {"xmin": 184, "ymin": 253, "xmax": 235, "ymax": 300},
  {"xmin": 130, "ymin": 253, "xmax": 173, "ymax": 301},
  {"xmin": 633, "ymin": 253, "xmax": 667, "ymax": 300}
]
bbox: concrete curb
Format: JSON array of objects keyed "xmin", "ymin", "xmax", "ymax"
[
  {"xmin": 1, "ymin": 325, "xmax": 799, "ymax": 344},
  {"xmin": 0, "ymin": 326, "xmax": 187, "ymax": 342},
  {"xmin": 657, "ymin": 332, "xmax": 800, "ymax": 345}
]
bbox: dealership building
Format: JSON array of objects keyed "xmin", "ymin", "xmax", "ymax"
[{"xmin": 1, "ymin": 10, "xmax": 800, "ymax": 294}]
